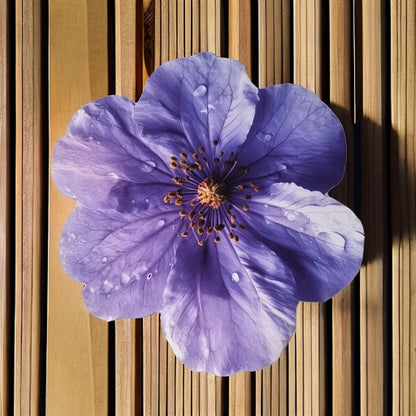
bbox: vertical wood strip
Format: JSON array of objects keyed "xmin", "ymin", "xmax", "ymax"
[
  {"xmin": 357, "ymin": 1, "xmax": 387, "ymax": 414},
  {"xmin": 114, "ymin": 2, "xmax": 139, "ymax": 415},
  {"xmin": 293, "ymin": 1, "xmax": 326, "ymax": 414},
  {"xmin": 47, "ymin": 2, "xmax": 109, "ymax": 415},
  {"xmin": 14, "ymin": 1, "xmax": 44, "ymax": 414},
  {"xmin": 229, "ymin": 0, "xmax": 252, "ymax": 78},
  {"xmin": 391, "ymin": 1, "xmax": 416, "ymax": 415},
  {"xmin": 143, "ymin": 314, "xmax": 160, "ymax": 416},
  {"xmin": 228, "ymin": 2, "xmax": 253, "ymax": 414},
  {"xmin": 0, "ymin": 0, "xmax": 11, "ymax": 414},
  {"xmin": 229, "ymin": 373, "xmax": 252, "ymax": 416},
  {"xmin": 329, "ymin": 2, "xmax": 356, "ymax": 416}
]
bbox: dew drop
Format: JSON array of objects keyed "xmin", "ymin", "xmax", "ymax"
[
  {"xmin": 147, "ymin": 273, "xmax": 152, "ymax": 280},
  {"xmin": 140, "ymin": 160, "xmax": 156, "ymax": 173},
  {"xmin": 277, "ymin": 164, "xmax": 287, "ymax": 172},
  {"xmin": 260, "ymin": 133, "xmax": 272, "ymax": 143},
  {"xmin": 286, "ymin": 212, "xmax": 296, "ymax": 221},
  {"xmin": 318, "ymin": 232, "xmax": 346, "ymax": 249},
  {"xmin": 156, "ymin": 219, "xmax": 166, "ymax": 228},
  {"xmin": 101, "ymin": 256, "xmax": 108, "ymax": 263},
  {"xmin": 193, "ymin": 84, "xmax": 207, "ymax": 97},
  {"xmin": 121, "ymin": 273, "xmax": 131, "ymax": 285},
  {"xmin": 102, "ymin": 280, "xmax": 113, "ymax": 292},
  {"xmin": 231, "ymin": 272, "xmax": 240, "ymax": 282}
]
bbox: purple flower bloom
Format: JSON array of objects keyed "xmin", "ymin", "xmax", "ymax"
[{"xmin": 52, "ymin": 52, "xmax": 364, "ymax": 376}]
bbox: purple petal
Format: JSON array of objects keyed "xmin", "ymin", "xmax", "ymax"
[
  {"xmin": 237, "ymin": 84, "xmax": 346, "ymax": 193},
  {"xmin": 133, "ymin": 52, "xmax": 259, "ymax": 161},
  {"xmin": 161, "ymin": 237, "xmax": 298, "ymax": 376},
  {"xmin": 60, "ymin": 204, "xmax": 183, "ymax": 320},
  {"xmin": 247, "ymin": 182, "xmax": 364, "ymax": 301},
  {"xmin": 52, "ymin": 95, "xmax": 171, "ymax": 210}
]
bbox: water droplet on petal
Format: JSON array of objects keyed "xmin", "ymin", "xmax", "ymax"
[
  {"xmin": 231, "ymin": 272, "xmax": 240, "ymax": 282},
  {"xmin": 286, "ymin": 212, "xmax": 296, "ymax": 221},
  {"xmin": 101, "ymin": 256, "xmax": 108, "ymax": 263},
  {"xmin": 147, "ymin": 273, "xmax": 152, "ymax": 280},
  {"xmin": 102, "ymin": 280, "xmax": 113, "ymax": 292},
  {"xmin": 156, "ymin": 219, "xmax": 166, "ymax": 228},
  {"xmin": 121, "ymin": 273, "xmax": 131, "ymax": 285},
  {"xmin": 277, "ymin": 164, "xmax": 287, "ymax": 172},
  {"xmin": 140, "ymin": 160, "xmax": 156, "ymax": 173},
  {"xmin": 318, "ymin": 232, "xmax": 346, "ymax": 249},
  {"xmin": 260, "ymin": 133, "xmax": 272, "ymax": 143},
  {"xmin": 193, "ymin": 84, "xmax": 207, "ymax": 97}
]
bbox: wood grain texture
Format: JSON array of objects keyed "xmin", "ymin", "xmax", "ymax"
[
  {"xmin": 47, "ymin": 1, "xmax": 109, "ymax": 415},
  {"xmin": 229, "ymin": 0, "xmax": 252, "ymax": 78},
  {"xmin": 14, "ymin": 1, "xmax": 44, "ymax": 414},
  {"xmin": 0, "ymin": 1, "xmax": 11, "ymax": 414},
  {"xmin": 391, "ymin": 1, "xmax": 416, "ymax": 415},
  {"xmin": 357, "ymin": 1, "xmax": 388, "ymax": 414},
  {"xmin": 293, "ymin": 2, "xmax": 326, "ymax": 414},
  {"xmin": 114, "ymin": 2, "xmax": 140, "ymax": 414},
  {"xmin": 3, "ymin": 1, "xmax": 408, "ymax": 414},
  {"xmin": 329, "ymin": 2, "xmax": 357, "ymax": 415}
]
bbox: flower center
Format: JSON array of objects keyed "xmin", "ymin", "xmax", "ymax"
[
  {"xmin": 197, "ymin": 178, "xmax": 227, "ymax": 209},
  {"xmin": 164, "ymin": 143, "xmax": 257, "ymax": 246}
]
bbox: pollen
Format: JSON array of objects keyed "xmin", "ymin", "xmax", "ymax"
[{"xmin": 197, "ymin": 177, "xmax": 228, "ymax": 209}]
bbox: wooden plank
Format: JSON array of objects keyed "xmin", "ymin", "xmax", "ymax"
[
  {"xmin": 228, "ymin": 4, "xmax": 253, "ymax": 412},
  {"xmin": 329, "ymin": 3, "xmax": 357, "ymax": 415},
  {"xmin": 114, "ymin": 2, "xmax": 139, "ymax": 415},
  {"xmin": 229, "ymin": 0, "xmax": 252, "ymax": 78},
  {"xmin": 0, "ymin": 0, "xmax": 11, "ymax": 414},
  {"xmin": 391, "ymin": 1, "xmax": 416, "ymax": 415},
  {"xmin": 357, "ymin": 0, "xmax": 388, "ymax": 414},
  {"xmin": 191, "ymin": 0, "xmax": 200, "ymax": 54},
  {"xmin": 143, "ymin": 314, "xmax": 160, "ymax": 416},
  {"xmin": 47, "ymin": 1, "xmax": 109, "ymax": 414},
  {"xmin": 14, "ymin": 1, "xmax": 44, "ymax": 414},
  {"xmin": 293, "ymin": 2, "xmax": 326, "ymax": 414},
  {"xmin": 229, "ymin": 372, "xmax": 252, "ymax": 416}
]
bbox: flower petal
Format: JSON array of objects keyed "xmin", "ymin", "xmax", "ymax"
[
  {"xmin": 237, "ymin": 84, "xmax": 346, "ymax": 193},
  {"xmin": 248, "ymin": 182, "xmax": 364, "ymax": 301},
  {"xmin": 60, "ymin": 204, "xmax": 183, "ymax": 320},
  {"xmin": 52, "ymin": 95, "xmax": 170, "ymax": 210},
  {"xmin": 161, "ymin": 237, "xmax": 298, "ymax": 376},
  {"xmin": 133, "ymin": 52, "xmax": 259, "ymax": 161}
]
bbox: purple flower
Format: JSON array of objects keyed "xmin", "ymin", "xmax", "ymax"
[{"xmin": 52, "ymin": 52, "xmax": 364, "ymax": 376}]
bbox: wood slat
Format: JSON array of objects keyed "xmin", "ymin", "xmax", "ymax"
[
  {"xmin": 47, "ymin": 2, "xmax": 109, "ymax": 415},
  {"xmin": 255, "ymin": 1, "xmax": 292, "ymax": 414},
  {"xmin": 357, "ymin": 1, "xmax": 388, "ymax": 414},
  {"xmin": 14, "ymin": 1, "xmax": 44, "ymax": 414},
  {"xmin": 329, "ymin": 2, "xmax": 357, "ymax": 416},
  {"xmin": 229, "ymin": 0, "xmax": 252, "ymax": 78},
  {"xmin": 0, "ymin": 0, "xmax": 11, "ymax": 414},
  {"xmin": 391, "ymin": 1, "xmax": 416, "ymax": 415},
  {"xmin": 114, "ymin": 2, "xmax": 140, "ymax": 415},
  {"xmin": 293, "ymin": 1, "xmax": 326, "ymax": 414}
]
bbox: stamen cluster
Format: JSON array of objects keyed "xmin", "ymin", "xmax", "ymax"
[{"xmin": 163, "ymin": 141, "xmax": 258, "ymax": 246}]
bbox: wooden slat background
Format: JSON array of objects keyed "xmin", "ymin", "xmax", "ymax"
[{"xmin": 1, "ymin": 0, "xmax": 415, "ymax": 414}]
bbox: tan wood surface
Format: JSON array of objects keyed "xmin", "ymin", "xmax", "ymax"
[
  {"xmin": 391, "ymin": 1, "xmax": 416, "ymax": 415},
  {"xmin": 47, "ymin": 2, "xmax": 109, "ymax": 415},
  {"xmin": 1, "ymin": 1, "xmax": 412, "ymax": 414},
  {"xmin": 0, "ymin": 1, "xmax": 11, "ymax": 414},
  {"xmin": 358, "ymin": 1, "xmax": 388, "ymax": 414}
]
